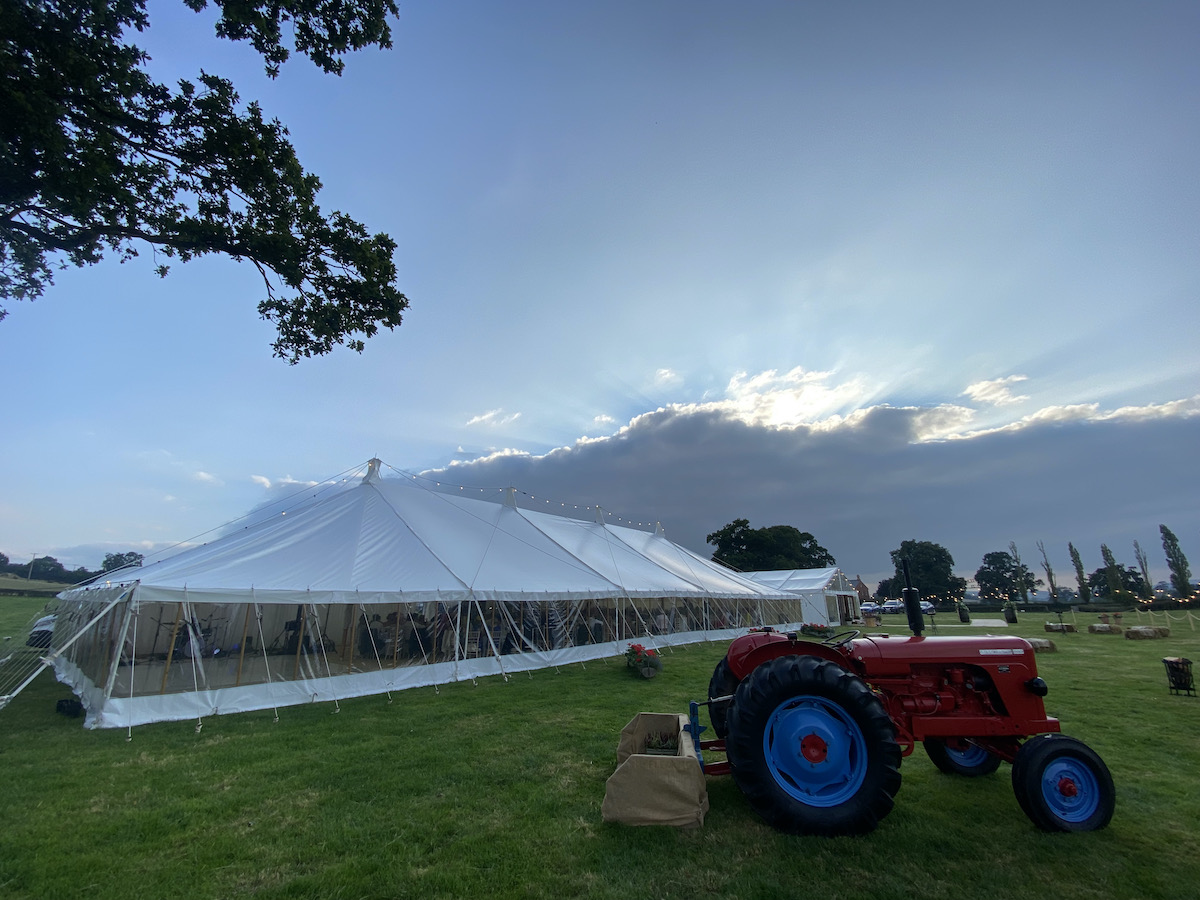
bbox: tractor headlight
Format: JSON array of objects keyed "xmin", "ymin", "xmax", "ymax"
[{"xmin": 1024, "ymin": 676, "xmax": 1048, "ymax": 697}]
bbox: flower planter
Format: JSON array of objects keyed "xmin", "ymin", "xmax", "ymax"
[{"xmin": 625, "ymin": 643, "xmax": 662, "ymax": 677}]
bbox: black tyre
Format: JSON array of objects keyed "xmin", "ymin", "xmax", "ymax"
[
  {"xmin": 1011, "ymin": 734, "xmax": 1115, "ymax": 832},
  {"xmin": 707, "ymin": 657, "xmax": 740, "ymax": 739},
  {"xmin": 726, "ymin": 655, "xmax": 902, "ymax": 836},
  {"xmin": 924, "ymin": 738, "xmax": 1002, "ymax": 777}
]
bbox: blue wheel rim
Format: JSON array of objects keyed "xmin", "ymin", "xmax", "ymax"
[
  {"xmin": 1040, "ymin": 756, "xmax": 1101, "ymax": 823},
  {"xmin": 763, "ymin": 694, "xmax": 867, "ymax": 807},
  {"xmin": 947, "ymin": 742, "xmax": 991, "ymax": 768}
]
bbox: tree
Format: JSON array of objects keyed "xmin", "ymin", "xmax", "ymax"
[
  {"xmin": 1008, "ymin": 542, "xmax": 1032, "ymax": 603},
  {"xmin": 1036, "ymin": 539, "xmax": 1058, "ymax": 602},
  {"xmin": 2, "ymin": 0, "xmax": 407, "ymax": 363},
  {"xmin": 102, "ymin": 551, "xmax": 144, "ymax": 571},
  {"xmin": 1132, "ymin": 540, "xmax": 1153, "ymax": 600},
  {"xmin": 1069, "ymin": 542, "xmax": 1091, "ymax": 604},
  {"xmin": 706, "ymin": 519, "xmax": 835, "ymax": 571},
  {"xmin": 27, "ymin": 555, "xmax": 67, "ymax": 582},
  {"xmin": 974, "ymin": 550, "xmax": 1039, "ymax": 603},
  {"xmin": 874, "ymin": 576, "xmax": 897, "ymax": 601},
  {"xmin": 1160, "ymin": 524, "xmax": 1194, "ymax": 599},
  {"xmin": 887, "ymin": 540, "xmax": 966, "ymax": 605},
  {"xmin": 1100, "ymin": 544, "xmax": 1122, "ymax": 598},
  {"xmin": 1087, "ymin": 564, "xmax": 1145, "ymax": 599}
]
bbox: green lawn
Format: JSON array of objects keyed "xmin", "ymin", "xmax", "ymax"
[
  {"xmin": 0, "ymin": 573, "xmax": 74, "ymax": 594},
  {"xmin": 1, "ymin": 596, "xmax": 1198, "ymax": 900}
]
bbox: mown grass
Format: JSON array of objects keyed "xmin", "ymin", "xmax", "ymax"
[{"xmin": 1, "ymin": 595, "xmax": 1198, "ymax": 900}]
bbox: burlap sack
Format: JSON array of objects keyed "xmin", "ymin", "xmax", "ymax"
[{"xmin": 602, "ymin": 712, "xmax": 709, "ymax": 828}]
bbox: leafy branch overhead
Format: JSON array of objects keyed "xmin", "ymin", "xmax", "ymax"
[{"xmin": 1, "ymin": 0, "xmax": 406, "ymax": 362}]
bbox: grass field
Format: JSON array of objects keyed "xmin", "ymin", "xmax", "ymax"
[
  {"xmin": 2, "ymin": 593, "xmax": 1198, "ymax": 900},
  {"xmin": 0, "ymin": 573, "xmax": 71, "ymax": 594}
]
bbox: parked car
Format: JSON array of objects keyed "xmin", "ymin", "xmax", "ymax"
[
  {"xmin": 26, "ymin": 614, "xmax": 55, "ymax": 648},
  {"xmin": 920, "ymin": 600, "xmax": 936, "ymax": 615},
  {"xmin": 881, "ymin": 599, "xmax": 905, "ymax": 614},
  {"xmin": 860, "ymin": 602, "xmax": 880, "ymax": 616}
]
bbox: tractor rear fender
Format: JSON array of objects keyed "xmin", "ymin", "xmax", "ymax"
[{"xmin": 726, "ymin": 631, "xmax": 854, "ymax": 682}]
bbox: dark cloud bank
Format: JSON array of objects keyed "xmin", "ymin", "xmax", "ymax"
[{"xmin": 436, "ymin": 406, "xmax": 1200, "ymax": 587}]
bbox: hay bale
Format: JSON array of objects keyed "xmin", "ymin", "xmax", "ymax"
[
  {"xmin": 1124, "ymin": 625, "xmax": 1170, "ymax": 640},
  {"xmin": 1045, "ymin": 622, "xmax": 1077, "ymax": 633},
  {"xmin": 1026, "ymin": 637, "xmax": 1057, "ymax": 652},
  {"xmin": 1087, "ymin": 624, "xmax": 1122, "ymax": 635}
]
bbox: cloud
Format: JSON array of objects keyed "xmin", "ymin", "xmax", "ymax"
[
  {"xmin": 654, "ymin": 368, "xmax": 682, "ymax": 387},
  {"xmin": 426, "ymin": 394, "xmax": 1200, "ymax": 588},
  {"xmin": 962, "ymin": 376, "xmax": 1030, "ymax": 407},
  {"xmin": 465, "ymin": 409, "xmax": 522, "ymax": 428},
  {"xmin": 251, "ymin": 475, "xmax": 272, "ymax": 489},
  {"xmin": 941, "ymin": 395, "xmax": 1200, "ymax": 440},
  {"xmin": 592, "ymin": 414, "xmax": 616, "ymax": 427},
  {"xmin": 192, "ymin": 470, "xmax": 222, "ymax": 486},
  {"xmin": 713, "ymin": 367, "xmax": 872, "ymax": 428}
]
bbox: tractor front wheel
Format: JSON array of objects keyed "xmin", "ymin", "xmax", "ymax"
[
  {"xmin": 924, "ymin": 738, "xmax": 1002, "ymax": 777},
  {"xmin": 726, "ymin": 655, "xmax": 902, "ymax": 836},
  {"xmin": 707, "ymin": 657, "xmax": 740, "ymax": 739},
  {"xmin": 1011, "ymin": 734, "xmax": 1115, "ymax": 832}
]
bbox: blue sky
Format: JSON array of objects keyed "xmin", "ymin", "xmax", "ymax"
[{"xmin": 2, "ymin": 1, "xmax": 1197, "ymax": 587}]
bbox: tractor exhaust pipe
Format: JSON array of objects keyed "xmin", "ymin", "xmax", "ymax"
[{"xmin": 902, "ymin": 558, "xmax": 925, "ymax": 637}]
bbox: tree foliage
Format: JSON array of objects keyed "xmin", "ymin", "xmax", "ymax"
[
  {"xmin": 1008, "ymin": 542, "xmax": 1032, "ymax": 603},
  {"xmin": 1133, "ymin": 540, "xmax": 1153, "ymax": 600},
  {"xmin": 1036, "ymin": 539, "xmax": 1058, "ymax": 602},
  {"xmin": 102, "ymin": 551, "xmax": 144, "ymax": 571},
  {"xmin": 974, "ymin": 550, "xmax": 1040, "ymax": 603},
  {"xmin": 705, "ymin": 518, "xmax": 835, "ymax": 572},
  {"xmin": 1069, "ymin": 542, "xmax": 1091, "ymax": 604},
  {"xmin": 2, "ymin": 550, "xmax": 146, "ymax": 583},
  {"xmin": 1086, "ymin": 564, "xmax": 1145, "ymax": 599},
  {"xmin": 886, "ymin": 540, "xmax": 966, "ymax": 605},
  {"xmin": 1, "ymin": 0, "xmax": 407, "ymax": 362},
  {"xmin": 1160, "ymin": 524, "xmax": 1194, "ymax": 599},
  {"xmin": 1100, "ymin": 544, "xmax": 1123, "ymax": 598},
  {"xmin": 2, "ymin": 553, "xmax": 95, "ymax": 583}
]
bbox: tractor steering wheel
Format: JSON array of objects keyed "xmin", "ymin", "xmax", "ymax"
[{"xmin": 821, "ymin": 629, "xmax": 860, "ymax": 647}]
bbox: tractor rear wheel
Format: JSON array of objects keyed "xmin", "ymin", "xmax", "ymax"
[
  {"xmin": 726, "ymin": 655, "xmax": 902, "ymax": 836},
  {"xmin": 707, "ymin": 657, "xmax": 740, "ymax": 739},
  {"xmin": 1011, "ymin": 734, "xmax": 1115, "ymax": 832},
  {"xmin": 924, "ymin": 738, "xmax": 1002, "ymax": 777}
]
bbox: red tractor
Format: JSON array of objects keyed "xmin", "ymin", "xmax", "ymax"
[{"xmin": 693, "ymin": 596, "xmax": 1115, "ymax": 836}]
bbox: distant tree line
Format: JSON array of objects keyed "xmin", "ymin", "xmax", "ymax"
[
  {"xmin": 706, "ymin": 517, "xmax": 1195, "ymax": 609},
  {"xmin": 0, "ymin": 551, "xmax": 143, "ymax": 585}
]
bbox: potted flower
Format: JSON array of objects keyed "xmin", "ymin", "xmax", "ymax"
[
  {"xmin": 1002, "ymin": 600, "xmax": 1019, "ymax": 624},
  {"xmin": 625, "ymin": 643, "xmax": 663, "ymax": 678}
]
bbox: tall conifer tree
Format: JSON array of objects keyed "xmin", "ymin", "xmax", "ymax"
[
  {"xmin": 1069, "ymin": 542, "xmax": 1091, "ymax": 603},
  {"xmin": 1160, "ymin": 525, "xmax": 1194, "ymax": 599}
]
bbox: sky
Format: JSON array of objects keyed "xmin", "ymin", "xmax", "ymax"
[{"xmin": 2, "ymin": 1, "xmax": 1198, "ymax": 589}]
